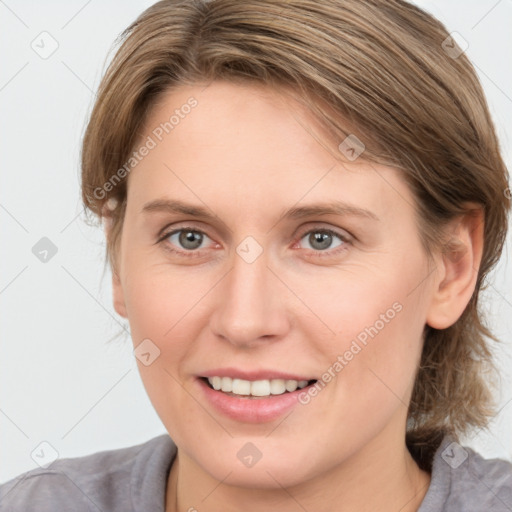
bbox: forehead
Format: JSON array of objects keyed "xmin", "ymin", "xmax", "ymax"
[{"xmin": 125, "ymin": 81, "xmax": 414, "ymax": 224}]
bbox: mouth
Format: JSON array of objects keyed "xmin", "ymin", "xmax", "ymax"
[
  {"xmin": 199, "ymin": 376, "xmax": 318, "ymax": 399},
  {"xmin": 196, "ymin": 374, "xmax": 320, "ymax": 422}
]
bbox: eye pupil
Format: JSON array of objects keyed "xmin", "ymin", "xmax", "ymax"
[
  {"xmin": 179, "ymin": 230, "xmax": 203, "ymax": 250},
  {"xmin": 309, "ymin": 231, "xmax": 332, "ymax": 250}
]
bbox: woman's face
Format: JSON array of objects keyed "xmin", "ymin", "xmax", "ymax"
[{"xmin": 112, "ymin": 80, "xmax": 439, "ymax": 487}]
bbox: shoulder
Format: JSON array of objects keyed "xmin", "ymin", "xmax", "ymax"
[
  {"xmin": 419, "ymin": 434, "xmax": 512, "ymax": 512},
  {"xmin": 0, "ymin": 434, "xmax": 176, "ymax": 512}
]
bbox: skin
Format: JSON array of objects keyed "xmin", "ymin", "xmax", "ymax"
[{"xmin": 105, "ymin": 80, "xmax": 483, "ymax": 512}]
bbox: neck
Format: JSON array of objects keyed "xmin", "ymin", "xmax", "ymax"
[{"xmin": 165, "ymin": 428, "xmax": 431, "ymax": 512}]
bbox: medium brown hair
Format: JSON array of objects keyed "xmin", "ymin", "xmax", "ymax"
[{"xmin": 80, "ymin": 0, "xmax": 511, "ymax": 468}]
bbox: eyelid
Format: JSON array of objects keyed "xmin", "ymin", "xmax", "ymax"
[
  {"xmin": 156, "ymin": 220, "xmax": 210, "ymax": 240},
  {"xmin": 294, "ymin": 223, "xmax": 353, "ymax": 243}
]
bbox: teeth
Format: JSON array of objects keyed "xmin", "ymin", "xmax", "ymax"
[
  {"xmin": 221, "ymin": 376, "xmax": 232, "ymax": 392},
  {"xmin": 211, "ymin": 376, "xmax": 222, "ymax": 390},
  {"xmin": 285, "ymin": 380, "xmax": 298, "ymax": 392},
  {"xmin": 251, "ymin": 379, "xmax": 270, "ymax": 396},
  {"xmin": 269, "ymin": 379, "xmax": 286, "ymax": 394},
  {"xmin": 206, "ymin": 377, "xmax": 310, "ymax": 397},
  {"xmin": 232, "ymin": 378, "xmax": 251, "ymax": 395}
]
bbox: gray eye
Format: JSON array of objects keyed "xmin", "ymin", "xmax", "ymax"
[
  {"xmin": 300, "ymin": 230, "xmax": 344, "ymax": 251},
  {"xmin": 170, "ymin": 230, "xmax": 205, "ymax": 250}
]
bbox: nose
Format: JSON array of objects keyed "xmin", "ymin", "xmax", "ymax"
[{"xmin": 210, "ymin": 248, "xmax": 291, "ymax": 348}]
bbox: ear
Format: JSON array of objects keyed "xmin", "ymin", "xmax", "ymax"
[
  {"xmin": 102, "ymin": 204, "xmax": 128, "ymax": 319},
  {"xmin": 112, "ymin": 266, "xmax": 128, "ymax": 319},
  {"xmin": 426, "ymin": 204, "xmax": 484, "ymax": 329}
]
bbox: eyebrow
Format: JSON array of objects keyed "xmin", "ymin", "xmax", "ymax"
[{"xmin": 141, "ymin": 198, "xmax": 379, "ymax": 222}]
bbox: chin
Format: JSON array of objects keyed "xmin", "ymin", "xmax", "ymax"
[{"xmin": 194, "ymin": 443, "xmax": 320, "ymax": 490}]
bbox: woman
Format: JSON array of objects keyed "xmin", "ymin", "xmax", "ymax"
[{"xmin": 1, "ymin": 0, "xmax": 511, "ymax": 510}]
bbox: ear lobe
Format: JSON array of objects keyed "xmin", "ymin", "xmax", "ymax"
[
  {"xmin": 426, "ymin": 206, "xmax": 484, "ymax": 330},
  {"xmin": 102, "ymin": 200, "xmax": 128, "ymax": 319},
  {"xmin": 112, "ymin": 270, "xmax": 128, "ymax": 318}
]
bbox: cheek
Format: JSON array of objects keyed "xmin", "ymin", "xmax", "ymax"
[
  {"xmin": 122, "ymin": 252, "xmax": 213, "ymax": 342},
  {"xmin": 327, "ymin": 304, "xmax": 424, "ymax": 447},
  {"xmin": 121, "ymin": 259, "xmax": 219, "ymax": 401},
  {"xmin": 120, "ymin": 261, "xmax": 213, "ymax": 432},
  {"xmin": 293, "ymin": 263, "xmax": 424, "ymax": 351},
  {"xmin": 294, "ymin": 257, "xmax": 428, "ymax": 403}
]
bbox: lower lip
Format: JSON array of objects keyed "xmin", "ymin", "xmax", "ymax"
[{"xmin": 196, "ymin": 377, "xmax": 315, "ymax": 423}]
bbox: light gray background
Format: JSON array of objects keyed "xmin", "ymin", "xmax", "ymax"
[{"xmin": 1, "ymin": 0, "xmax": 511, "ymax": 484}]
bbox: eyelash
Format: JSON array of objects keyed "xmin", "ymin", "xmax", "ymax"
[{"xmin": 156, "ymin": 225, "xmax": 352, "ymax": 259}]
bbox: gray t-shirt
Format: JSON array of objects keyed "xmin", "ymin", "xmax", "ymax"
[{"xmin": 1, "ymin": 433, "xmax": 512, "ymax": 511}]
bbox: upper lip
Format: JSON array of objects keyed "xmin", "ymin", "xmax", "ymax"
[{"xmin": 199, "ymin": 368, "xmax": 316, "ymax": 381}]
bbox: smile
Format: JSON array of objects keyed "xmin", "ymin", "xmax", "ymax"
[{"xmin": 197, "ymin": 376, "xmax": 319, "ymax": 423}]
